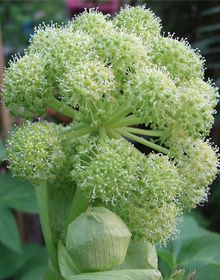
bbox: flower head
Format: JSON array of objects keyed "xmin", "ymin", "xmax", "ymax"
[{"xmin": 7, "ymin": 122, "xmax": 65, "ymax": 185}]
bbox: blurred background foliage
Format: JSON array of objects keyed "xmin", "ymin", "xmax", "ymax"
[{"xmin": 0, "ymin": 1, "xmax": 220, "ymax": 279}]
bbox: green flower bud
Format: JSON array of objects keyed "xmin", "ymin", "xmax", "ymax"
[
  {"xmin": 7, "ymin": 122, "xmax": 65, "ymax": 185},
  {"xmin": 114, "ymin": 5, "xmax": 161, "ymax": 43},
  {"xmin": 66, "ymin": 207, "xmax": 131, "ymax": 272}
]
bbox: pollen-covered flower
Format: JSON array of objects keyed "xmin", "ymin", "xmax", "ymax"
[
  {"xmin": 170, "ymin": 138, "xmax": 219, "ymax": 209},
  {"xmin": 124, "ymin": 66, "xmax": 178, "ymax": 129},
  {"xmin": 114, "ymin": 5, "xmax": 161, "ymax": 43},
  {"xmin": 7, "ymin": 122, "xmax": 65, "ymax": 185},
  {"xmin": 150, "ymin": 36, "xmax": 204, "ymax": 84},
  {"xmin": 70, "ymin": 137, "xmax": 141, "ymax": 204},
  {"xmin": 59, "ymin": 60, "xmax": 117, "ymax": 125},
  {"xmin": 3, "ymin": 53, "xmax": 50, "ymax": 118},
  {"xmin": 70, "ymin": 9, "xmax": 113, "ymax": 35}
]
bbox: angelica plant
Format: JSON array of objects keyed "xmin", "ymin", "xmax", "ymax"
[{"xmin": 3, "ymin": 5, "xmax": 219, "ymax": 280}]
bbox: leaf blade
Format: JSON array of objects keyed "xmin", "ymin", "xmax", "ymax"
[{"xmin": 0, "ymin": 205, "xmax": 22, "ymax": 252}]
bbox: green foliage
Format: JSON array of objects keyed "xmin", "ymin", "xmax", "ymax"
[
  {"xmin": 157, "ymin": 215, "xmax": 220, "ymax": 280},
  {"xmin": 0, "ymin": 0, "xmax": 66, "ymax": 64},
  {"xmin": 0, "ymin": 243, "xmax": 47, "ymax": 280},
  {"xmin": 0, "ymin": 139, "xmax": 6, "ymax": 161},
  {"xmin": 0, "ymin": 139, "xmax": 41, "ymax": 279},
  {"xmin": 0, "ymin": 174, "xmax": 37, "ymax": 255},
  {"xmin": 0, "ymin": 173, "xmax": 38, "ymax": 213},
  {"xmin": 0, "ymin": 205, "xmax": 21, "ymax": 252}
]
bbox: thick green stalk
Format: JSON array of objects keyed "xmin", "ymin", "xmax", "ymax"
[
  {"xmin": 99, "ymin": 127, "xmax": 107, "ymax": 138},
  {"xmin": 35, "ymin": 183, "xmax": 58, "ymax": 272},
  {"xmin": 65, "ymin": 188, "xmax": 90, "ymax": 231},
  {"xmin": 105, "ymin": 106, "xmax": 131, "ymax": 126},
  {"xmin": 118, "ymin": 129, "xmax": 170, "ymax": 155},
  {"xmin": 48, "ymin": 97, "xmax": 78, "ymax": 119},
  {"xmin": 107, "ymin": 128, "xmax": 122, "ymax": 139},
  {"xmin": 123, "ymin": 127, "xmax": 164, "ymax": 137},
  {"xmin": 63, "ymin": 124, "xmax": 95, "ymax": 140},
  {"xmin": 60, "ymin": 123, "xmax": 85, "ymax": 134},
  {"xmin": 110, "ymin": 115, "xmax": 141, "ymax": 128}
]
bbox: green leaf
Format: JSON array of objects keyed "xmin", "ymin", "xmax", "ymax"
[
  {"xmin": 202, "ymin": 6, "xmax": 220, "ymax": 16},
  {"xmin": 197, "ymin": 23, "xmax": 220, "ymax": 33},
  {"xmin": 118, "ymin": 241, "xmax": 158, "ymax": 270},
  {"xmin": 68, "ymin": 269, "xmax": 162, "ymax": 280},
  {"xmin": 45, "ymin": 269, "xmax": 65, "ymax": 280},
  {"xmin": 21, "ymin": 267, "xmax": 48, "ymax": 280},
  {"xmin": 0, "ymin": 174, "xmax": 38, "ymax": 213},
  {"xmin": 58, "ymin": 241, "xmax": 80, "ymax": 278},
  {"xmin": 0, "ymin": 205, "xmax": 22, "ymax": 252},
  {"xmin": 15, "ymin": 244, "xmax": 48, "ymax": 280},
  {"xmin": 0, "ymin": 243, "xmax": 45, "ymax": 279},
  {"xmin": 158, "ymin": 215, "xmax": 220, "ymax": 280},
  {"xmin": 0, "ymin": 139, "xmax": 6, "ymax": 161}
]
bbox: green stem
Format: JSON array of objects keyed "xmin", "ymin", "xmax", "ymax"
[
  {"xmin": 60, "ymin": 123, "xmax": 84, "ymax": 135},
  {"xmin": 65, "ymin": 188, "xmax": 90, "ymax": 232},
  {"xmin": 118, "ymin": 129, "xmax": 170, "ymax": 155},
  {"xmin": 107, "ymin": 128, "xmax": 122, "ymax": 139},
  {"xmin": 35, "ymin": 183, "xmax": 58, "ymax": 272},
  {"xmin": 99, "ymin": 127, "xmax": 107, "ymax": 138},
  {"xmin": 48, "ymin": 97, "xmax": 78, "ymax": 119},
  {"xmin": 105, "ymin": 105, "xmax": 131, "ymax": 126},
  {"xmin": 63, "ymin": 124, "xmax": 95, "ymax": 140},
  {"xmin": 123, "ymin": 127, "xmax": 164, "ymax": 137},
  {"xmin": 110, "ymin": 115, "xmax": 141, "ymax": 128}
]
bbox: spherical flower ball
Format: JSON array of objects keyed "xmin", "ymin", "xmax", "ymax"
[
  {"xmin": 29, "ymin": 26, "xmax": 94, "ymax": 86},
  {"xmin": 58, "ymin": 60, "xmax": 117, "ymax": 126},
  {"xmin": 114, "ymin": 5, "xmax": 161, "ymax": 43},
  {"xmin": 3, "ymin": 53, "xmax": 50, "ymax": 118},
  {"xmin": 150, "ymin": 36, "xmax": 204, "ymax": 84},
  {"xmin": 171, "ymin": 138, "xmax": 219, "ymax": 209},
  {"xmin": 70, "ymin": 9, "xmax": 113, "ymax": 35},
  {"xmin": 124, "ymin": 66, "xmax": 178, "ymax": 129},
  {"xmin": 70, "ymin": 137, "xmax": 142, "ymax": 205},
  {"xmin": 160, "ymin": 78, "xmax": 219, "ymax": 143},
  {"xmin": 108, "ymin": 153, "xmax": 182, "ymax": 244},
  {"xmin": 93, "ymin": 30, "xmax": 150, "ymax": 87},
  {"xmin": 138, "ymin": 153, "xmax": 182, "ymax": 205},
  {"xmin": 7, "ymin": 122, "xmax": 65, "ymax": 185},
  {"xmin": 172, "ymin": 79, "xmax": 218, "ymax": 138},
  {"xmin": 112, "ymin": 199, "xmax": 180, "ymax": 245}
]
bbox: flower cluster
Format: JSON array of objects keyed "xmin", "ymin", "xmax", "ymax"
[
  {"xmin": 4, "ymin": 6, "xmax": 219, "ymax": 245},
  {"xmin": 7, "ymin": 122, "xmax": 65, "ymax": 185}
]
